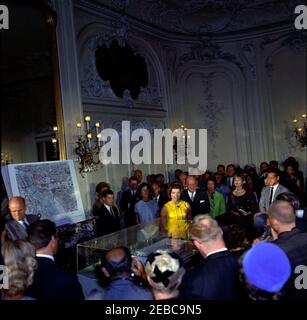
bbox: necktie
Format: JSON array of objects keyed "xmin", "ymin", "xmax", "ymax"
[
  {"xmin": 110, "ymin": 207, "xmax": 115, "ymax": 218},
  {"xmin": 269, "ymin": 186, "xmax": 274, "ymax": 205},
  {"xmin": 190, "ymin": 192, "xmax": 194, "ymax": 201},
  {"xmin": 22, "ymin": 220, "xmax": 29, "ymax": 232}
]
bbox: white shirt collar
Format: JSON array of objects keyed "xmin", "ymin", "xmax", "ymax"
[
  {"xmin": 17, "ymin": 218, "xmax": 29, "ymax": 228},
  {"xmin": 36, "ymin": 254, "xmax": 55, "ymax": 262},
  {"xmin": 205, "ymin": 247, "xmax": 228, "ymax": 258},
  {"xmin": 296, "ymin": 209, "xmax": 304, "ymax": 219},
  {"xmin": 104, "ymin": 204, "xmax": 111, "ymax": 210}
]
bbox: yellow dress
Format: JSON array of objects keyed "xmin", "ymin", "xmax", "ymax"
[{"xmin": 164, "ymin": 200, "xmax": 189, "ymax": 239}]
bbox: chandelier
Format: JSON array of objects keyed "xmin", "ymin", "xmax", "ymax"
[
  {"xmin": 292, "ymin": 113, "xmax": 307, "ymax": 148},
  {"xmin": 74, "ymin": 116, "xmax": 102, "ymax": 177}
]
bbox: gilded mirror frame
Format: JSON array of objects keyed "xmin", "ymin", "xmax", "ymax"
[{"xmin": 45, "ymin": 1, "xmax": 66, "ymax": 160}]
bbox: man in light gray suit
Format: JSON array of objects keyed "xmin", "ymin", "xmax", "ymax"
[
  {"xmin": 259, "ymin": 169, "xmax": 289, "ymax": 213},
  {"xmin": 1, "ymin": 196, "xmax": 40, "ymax": 241}
]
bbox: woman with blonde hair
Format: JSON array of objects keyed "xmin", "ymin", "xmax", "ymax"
[{"xmin": 1, "ymin": 240, "xmax": 37, "ymax": 300}]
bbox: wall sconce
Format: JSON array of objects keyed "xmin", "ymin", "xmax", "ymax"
[
  {"xmin": 74, "ymin": 115, "xmax": 102, "ymax": 177},
  {"xmin": 173, "ymin": 124, "xmax": 190, "ymax": 161},
  {"xmin": 292, "ymin": 113, "xmax": 307, "ymax": 148},
  {"xmin": 1, "ymin": 152, "xmax": 13, "ymax": 166},
  {"xmin": 52, "ymin": 126, "xmax": 59, "ymax": 156}
]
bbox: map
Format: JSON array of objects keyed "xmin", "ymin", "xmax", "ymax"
[{"xmin": 2, "ymin": 160, "xmax": 85, "ymax": 226}]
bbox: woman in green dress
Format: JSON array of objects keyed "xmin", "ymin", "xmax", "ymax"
[{"xmin": 206, "ymin": 178, "xmax": 226, "ymax": 219}]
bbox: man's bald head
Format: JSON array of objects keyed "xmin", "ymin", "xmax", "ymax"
[
  {"xmin": 186, "ymin": 175, "xmax": 198, "ymax": 192},
  {"xmin": 8, "ymin": 196, "xmax": 26, "ymax": 221},
  {"xmin": 105, "ymin": 247, "xmax": 126, "ymax": 262},
  {"xmin": 101, "ymin": 246, "xmax": 132, "ymax": 278},
  {"xmin": 268, "ymin": 200, "xmax": 295, "ymax": 225}
]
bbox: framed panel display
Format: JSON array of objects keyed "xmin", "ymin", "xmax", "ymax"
[{"xmin": 1, "ymin": 160, "xmax": 85, "ymax": 226}]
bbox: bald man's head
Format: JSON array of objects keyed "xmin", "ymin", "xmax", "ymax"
[
  {"xmin": 8, "ymin": 196, "xmax": 26, "ymax": 221},
  {"xmin": 268, "ymin": 200, "xmax": 295, "ymax": 225},
  {"xmin": 101, "ymin": 247, "xmax": 132, "ymax": 278},
  {"xmin": 186, "ymin": 175, "xmax": 198, "ymax": 192}
]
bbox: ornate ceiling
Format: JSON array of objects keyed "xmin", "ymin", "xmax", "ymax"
[{"xmin": 98, "ymin": 0, "xmax": 302, "ymax": 34}]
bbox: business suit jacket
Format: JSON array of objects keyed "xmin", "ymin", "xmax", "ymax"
[
  {"xmin": 120, "ymin": 189, "xmax": 138, "ymax": 227},
  {"xmin": 94, "ymin": 204, "xmax": 120, "ymax": 237},
  {"xmin": 259, "ymin": 184, "xmax": 289, "ymax": 212},
  {"xmin": 181, "ymin": 251, "xmax": 240, "ymax": 300},
  {"xmin": 182, "ymin": 189, "xmax": 210, "ymax": 218},
  {"xmin": 5, "ymin": 214, "xmax": 40, "ymax": 240},
  {"xmin": 26, "ymin": 257, "xmax": 84, "ymax": 300},
  {"xmin": 274, "ymin": 228, "xmax": 307, "ymax": 300},
  {"xmin": 153, "ymin": 194, "xmax": 169, "ymax": 211}
]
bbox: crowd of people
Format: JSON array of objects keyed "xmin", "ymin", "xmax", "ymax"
[{"xmin": 0, "ymin": 156, "xmax": 306, "ymax": 300}]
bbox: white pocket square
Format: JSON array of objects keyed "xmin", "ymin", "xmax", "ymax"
[{"xmin": 200, "ymin": 200, "xmax": 205, "ymax": 203}]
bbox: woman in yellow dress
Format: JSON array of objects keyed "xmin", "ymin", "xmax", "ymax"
[{"xmin": 160, "ymin": 183, "xmax": 192, "ymax": 239}]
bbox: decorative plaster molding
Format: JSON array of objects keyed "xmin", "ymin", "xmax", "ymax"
[
  {"xmin": 79, "ymin": 22, "xmax": 163, "ymax": 107},
  {"xmin": 178, "ymin": 38, "xmax": 243, "ymax": 76},
  {"xmin": 111, "ymin": 118, "xmax": 166, "ymax": 140},
  {"xmin": 198, "ymin": 72, "xmax": 225, "ymax": 159},
  {"xmin": 264, "ymin": 32, "xmax": 307, "ymax": 77},
  {"xmin": 123, "ymin": 89, "xmax": 134, "ymax": 108},
  {"xmin": 241, "ymin": 42, "xmax": 257, "ymax": 79},
  {"xmin": 83, "ymin": 102, "xmax": 167, "ymax": 119},
  {"xmin": 81, "ymin": 61, "xmax": 116, "ymax": 99},
  {"xmin": 89, "ymin": 0, "xmax": 302, "ymax": 35}
]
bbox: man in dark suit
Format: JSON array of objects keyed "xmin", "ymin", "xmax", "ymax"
[
  {"xmin": 2, "ymin": 196, "xmax": 40, "ymax": 241},
  {"xmin": 151, "ymin": 182, "xmax": 169, "ymax": 212},
  {"xmin": 181, "ymin": 176, "xmax": 210, "ymax": 218},
  {"xmin": 94, "ymin": 189, "xmax": 121, "ymax": 236},
  {"xmin": 259, "ymin": 169, "xmax": 289, "ymax": 212},
  {"xmin": 181, "ymin": 214, "xmax": 240, "ymax": 300},
  {"xmin": 268, "ymin": 201, "xmax": 307, "ymax": 300},
  {"xmin": 100, "ymin": 246, "xmax": 153, "ymax": 300},
  {"xmin": 275, "ymin": 192, "xmax": 307, "ymax": 232},
  {"xmin": 26, "ymin": 219, "xmax": 84, "ymax": 300},
  {"xmin": 225, "ymin": 164, "xmax": 236, "ymax": 191},
  {"xmin": 254, "ymin": 162, "xmax": 270, "ymax": 198},
  {"xmin": 120, "ymin": 176, "xmax": 139, "ymax": 227}
]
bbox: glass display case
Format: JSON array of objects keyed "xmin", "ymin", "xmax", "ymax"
[{"xmin": 76, "ymin": 218, "xmax": 198, "ymax": 279}]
